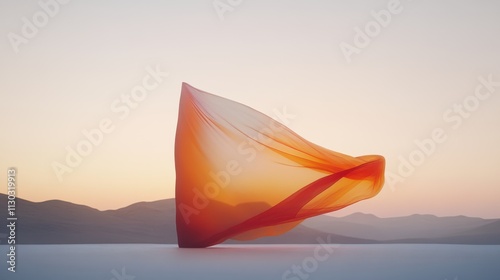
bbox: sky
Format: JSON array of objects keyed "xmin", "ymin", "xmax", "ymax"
[{"xmin": 1, "ymin": 0, "xmax": 499, "ymax": 218}]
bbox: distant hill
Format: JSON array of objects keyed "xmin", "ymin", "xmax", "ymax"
[
  {"xmin": 0, "ymin": 194, "xmax": 176, "ymax": 244},
  {"xmin": 1, "ymin": 194, "xmax": 499, "ymax": 245},
  {"xmin": 301, "ymin": 213, "xmax": 498, "ymax": 242}
]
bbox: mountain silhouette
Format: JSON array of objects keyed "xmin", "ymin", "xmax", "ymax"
[{"xmin": 0, "ymin": 194, "xmax": 498, "ymax": 244}]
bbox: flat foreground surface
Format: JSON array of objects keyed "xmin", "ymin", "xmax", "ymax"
[{"xmin": 1, "ymin": 244, "xmax": 499, "ymax": 280}]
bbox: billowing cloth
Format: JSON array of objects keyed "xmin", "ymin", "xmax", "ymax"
[{"xmin": 175, "ymin": 83, "xmax": 385, "ymax": 248}]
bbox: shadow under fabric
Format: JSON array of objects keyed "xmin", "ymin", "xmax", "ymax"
[{"xmin": 175, "ymin": 83, "xmax": 385, "ymax": 248}]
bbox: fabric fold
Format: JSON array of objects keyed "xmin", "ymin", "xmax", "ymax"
[{"xmin": 175, "ymin": 83, "xmax": 385, "ymax": 248}]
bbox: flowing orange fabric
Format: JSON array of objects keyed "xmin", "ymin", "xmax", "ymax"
[{"xmin": 175, "ymin": 83, "xmax": 385, "ymax": 248}]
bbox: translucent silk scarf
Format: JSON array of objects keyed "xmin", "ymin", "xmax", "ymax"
[{"xmin": 175, "ymin": 83, "xmax": 385, "ymax": 248}]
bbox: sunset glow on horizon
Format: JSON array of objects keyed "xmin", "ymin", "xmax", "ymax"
[{"xmin": 1, "ymin": 1, "xmax": 499, "ymax": 219}]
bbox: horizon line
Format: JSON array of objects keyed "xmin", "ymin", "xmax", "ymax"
[{"xmin": 1, "ymin": 193, "xmax": 498, "ymax": 220}]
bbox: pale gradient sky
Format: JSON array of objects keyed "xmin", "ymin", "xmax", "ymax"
[{"xmin": 1, "ymin": 0, "xmax": 499, "ymax": 218}]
